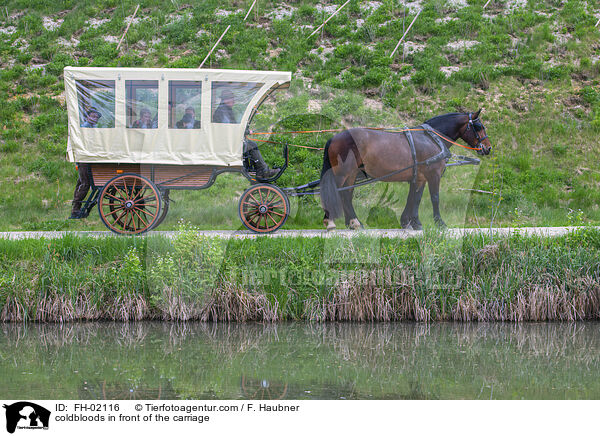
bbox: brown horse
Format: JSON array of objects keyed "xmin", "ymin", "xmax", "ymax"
[{"xmin": 320, "ymin": 110, "xmax": 492, "ymax": 230}]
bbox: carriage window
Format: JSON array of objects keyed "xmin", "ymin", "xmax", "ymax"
[
  {"xmin": 76, "ymin": 80, "xmax": 115, "ymax": 128},
  {"xmin": 126, "ymin": 80, "xmax": 158, "ymax": 129},
  {"xmin": 169, "ymin": 81, "xmax": 202, "ymax": 129},
  {"xmin": 211, "ymin": 82, "xmax": 263, "ymax": 124}
]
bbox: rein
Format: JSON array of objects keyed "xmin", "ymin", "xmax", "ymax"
[{"xmin": 247, "ymin": 126, "xmax": 484, "ymax": 152}]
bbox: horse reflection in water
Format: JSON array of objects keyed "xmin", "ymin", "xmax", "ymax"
[{"xmin": 320, "ymin": 110, "xmax": 492, "ymax": 230}]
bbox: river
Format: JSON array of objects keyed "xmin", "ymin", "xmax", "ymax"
[{"xmin": 1, "ymin": 322, "xmax": 599, "ymax": 399}]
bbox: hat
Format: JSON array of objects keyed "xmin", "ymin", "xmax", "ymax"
[{"xmin": 220, "ymin": 89, "xmax": 234, "ymax": 101}]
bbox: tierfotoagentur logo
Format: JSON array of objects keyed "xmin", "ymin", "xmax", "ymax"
[{"xmin": 3, "ymin": 402, "xmax": 50, "ymax": 434}]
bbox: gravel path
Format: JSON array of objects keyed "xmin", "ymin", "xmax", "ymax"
[{"xmin": 0, "ymin": 227, "xmax": 595, "ymax": 240}]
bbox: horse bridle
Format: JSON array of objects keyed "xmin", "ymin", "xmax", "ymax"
[{"xmin": 466, "ymin": 113, "xmax": 489, "ymax": 151}]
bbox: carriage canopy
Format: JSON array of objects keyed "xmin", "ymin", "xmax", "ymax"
[{"xmin": 64, "ymin": 67, "xmax": 291, "ymax": 166}]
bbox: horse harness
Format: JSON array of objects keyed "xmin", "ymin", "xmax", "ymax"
[
  {"xmin": 466, "ymin": 113, "xmax": 489, "ymax": 150},
  {"xmin": 338, "ymin": 124, "xmax": 452, "ymax": 192}
]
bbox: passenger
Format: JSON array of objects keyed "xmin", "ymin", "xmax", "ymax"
[
  {"xmin": 131, "ymin": 108, "xmax": 156, "ymax": 129},
  {"xmin": 176, "ymin": 106, "xmax": 200, "ymax": 129},
  {"xmin": 213, "ymin": 89, "xmax": 278, "ymax": 179},
  {"xmin": 81, "ymin": 107, "xmax": 101, "ymax": 128},
  {"xmin": 213, "ymin": 89, "xmax": 236, "ymax": 124}
]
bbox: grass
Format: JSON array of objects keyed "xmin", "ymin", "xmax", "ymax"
[
  {"xmin": 0, "ymin": 0, "xmax": 599, "ymax": 231},
  {"xmin": 1, "ymin": 227, "xmax": 599, "ymax": 322}
]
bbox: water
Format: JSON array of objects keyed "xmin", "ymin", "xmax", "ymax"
[{"xmin": 1, "ymin": 322, "xmax": 599, "ymax": 400}]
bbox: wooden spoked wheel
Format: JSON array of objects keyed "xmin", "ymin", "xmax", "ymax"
[
  {"xmin": 239, "ymin": 184, "xmax": 289, "ymax": 233},
  {"xmin": 151, "ymin": 189, "xmax": 170, "ymax": 230},
  {"xmin": 98, "ymin": 174, "xmax": 162, "ymax": 235}
]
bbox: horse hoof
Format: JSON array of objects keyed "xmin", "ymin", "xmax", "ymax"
[
  {"xmin": 326, "ymin": 220, "xmax": 336, "ymax": 232},
  {"xmin": 402, "ymin": 224, "xmax": 413, "ymax": 231},
  {"xmin": 348, "ymin": 218, "xmax": 362, "ymax": 230},
  {"xmin": 435, "ymin": 219, "xmax": 447, "ymax": 229}
]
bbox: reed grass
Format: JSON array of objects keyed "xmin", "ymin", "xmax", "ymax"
[{"xmin": 1, "ymin": 228, "xmax": 599, "ymax": 322}]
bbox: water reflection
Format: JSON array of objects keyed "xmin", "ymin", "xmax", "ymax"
[{"xmin": 1, "ymin": 322, "xmax": 599, "ymax": 399}]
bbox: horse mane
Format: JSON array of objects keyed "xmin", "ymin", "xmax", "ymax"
[
  {"xmin": 424, "ymin": 112, "xmax": 466, "ymax": 125},
  {"xmin": 424, "ymin": 112, "xmax": 468, "ymax": 140}
]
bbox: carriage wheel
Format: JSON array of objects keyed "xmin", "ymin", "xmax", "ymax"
[
  {"xmin": 98, "ymin": 174, "xmax": 162, "ymax": 235},
  {"xmin": 239, "ymin": 184, "xmax": 289, "ymax": 233},
  {"xmin": 151, "ymin": 190, "xmax": 170, "ymax": 230}
]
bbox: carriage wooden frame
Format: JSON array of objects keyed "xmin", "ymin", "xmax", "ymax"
[{"xmin": 65, "ymin": 66, "xmax": 294, "ymax": 235}]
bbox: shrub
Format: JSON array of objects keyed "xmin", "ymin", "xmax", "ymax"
[{"xmin": 46, "ymin": 53, "xmax": 76, "ymax": 76}]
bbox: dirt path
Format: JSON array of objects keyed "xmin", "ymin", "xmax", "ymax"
[{"xmin": 0, "ymin": 227, "xmax": 595, "ymax": 240}]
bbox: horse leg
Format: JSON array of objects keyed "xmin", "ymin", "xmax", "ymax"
[
  {"xmin": 322, "ymin": 172, "xmax": 344, "ymax": 231},
  {"xmin": 401, "ymin": 183, "xmax": 417, "ymax": 229},
  {"xmin": 408, "ymin": 181, "xmax": 426, "ymax": 230},
  {"xmin": 427, "ymin": 173, "xmax": 446, "ymax": 228},
  {"xmin": 341, "ymin": 187, "xmax": 362, "ymax": 230}
]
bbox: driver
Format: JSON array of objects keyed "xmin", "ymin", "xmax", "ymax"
[
  {"xmin": 70, "ymin": 108, "xmax": 100, "ymax": 218},
  {"xmin": 213, "ymin": 89, "xmax": 278, "ymax": 179}
]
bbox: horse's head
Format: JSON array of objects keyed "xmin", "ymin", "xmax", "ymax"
[{"xmin": 460, "ymin": 109, "xmax": 492, "ymax": 155}]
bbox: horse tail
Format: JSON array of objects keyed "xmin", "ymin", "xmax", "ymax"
[{"xmin": 320, "ymin": 138, "xmax": 343, "ymax": 220}]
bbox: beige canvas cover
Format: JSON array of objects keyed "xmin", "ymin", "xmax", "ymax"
[{"xmin": 64, "ymin": 67, "xmax": 291, "ymax": 166}]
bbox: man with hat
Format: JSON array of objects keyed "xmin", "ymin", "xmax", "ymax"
[{"xmin": 213, "ymin": 89, "xmax": 278, "ymax": 179}]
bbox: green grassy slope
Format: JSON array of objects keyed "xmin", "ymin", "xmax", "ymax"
[{"xmin": 0, "ymin": 0, "xmax": 599, "ymax": 230}]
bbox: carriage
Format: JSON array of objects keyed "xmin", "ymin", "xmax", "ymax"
[
  {"xmin": 65, "ymin": 66, "xmax": 294, "ymax": 235},
  {"xmin": 65, "ymin": 67, "xmax": 487, "ymax": 235}
]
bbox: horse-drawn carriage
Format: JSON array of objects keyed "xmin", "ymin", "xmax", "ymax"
[
  {"xmin": 65, "ymin": 66, "xmax": 293, "ymax": 234},
  {"xmin": 65, "ymin": 66, "xmax": 491, "ymax": 235}
]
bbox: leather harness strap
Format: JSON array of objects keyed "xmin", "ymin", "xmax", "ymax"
[
  {"xmin": 403, "ymin": 126, "xmax": 418, "ymax": 184},
  {"xmin": 420, "ymin": 123, "xmax": 452, "ymax": 166}
]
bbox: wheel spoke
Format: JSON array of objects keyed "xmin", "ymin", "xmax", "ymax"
[
  {"xmin": 270, "ymin": 210, "xmax": 285, "ymax": 217},
  {"xmin": 248, "ymin": 192, "xmax": 261, "ymax": 204},
  {"xmin": 132, "ymin": 188, "xmax": 148, "ymax": 203},
  {"xmin": 267, "ymin": 212, "xmax": 278, "ymax": 226},
  {"xmin": 242, "ymin": 202, "xmax": 260, "ymax": 213},
  {"xmin": 132, "ymin": 209, "xmax": 149, "ymax": 228},
  {"xmin": 104, "ymin": 192, "xmax": 126, "ymax": 203},
  {"xmin": 134, "ymin": 206, "xmax": 157, "ymax": 218},
  {"xmin": 112, "ymin": 209, "xmax": 128, "ymax": 226},
  {"xmin": 130, "ymin": 211, "xmax": 138, "ymax": 232},
  {"xmin": 268, "ymin": 200, "xmax": 284, "ymax": 208},
  {"xmin": 245, "ymin": 210, "xmax": 261, "ymax": 220},
  {"xmin": 134, "ymin": 196, "xmax": 156, "ymax": 205},
  {"xmin": 102, "ymin": 206, "xmax": 126, "ymax": 217},
  {"xmin": 244, "ymin": 197, "xmax": 260, "ymax": 208}
]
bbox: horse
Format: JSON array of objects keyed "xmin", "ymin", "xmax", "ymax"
[{"xmin": 319, "ymin": 109, "xmax": 492, "ymax": 231}]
